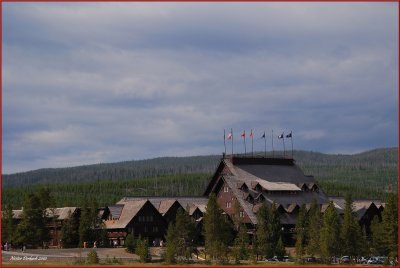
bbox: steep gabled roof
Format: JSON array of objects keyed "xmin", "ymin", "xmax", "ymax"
[
  {"xmin": 107, "ymin": 200, "xmax": 148, "ymax": 229},
  {"xmin": 158, "ymin": 200, "xmax": 180, "ymax": 215},
  {"xmin": 117, "ymin": 197, "xmax": 208, "ymax": 215}
]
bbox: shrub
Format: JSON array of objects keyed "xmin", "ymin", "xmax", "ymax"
[{"xmin": 86, "ymin": 250, "xmax": 99, "ymax": 264}]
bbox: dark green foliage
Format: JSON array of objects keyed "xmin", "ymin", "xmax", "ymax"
[
  {"xmin": 86, "ymin": 250, "xmax": 99, "ymax": 264},
  {"xmin": 320, "ymin": 202, "xmax": 340, "ymax": 263},
  {"xmin": 125, "ymin": 233, "xmax": 136, "ymax": 253},
  {"xmin": 370, "ymin": 216, "xmax": 387, "ymax": 255},
  {"xmin": 370, "ymin": 193, "xmax": 398, "ymax": 257},
  {"xmin": 295, "ymin": 204, "xmax": 308, "ymax": 259},
  {"xmin": 339, "ymin": 194, "xmax": 365, "ymax": 258},
  {"xmin": 60, "ymin": 211, "xmax": 79, "ymax": 248},
  {"xmin": 4, "ymin": 173, "xmax": 211, "ymax": 208},
  {"xmin": 3, "ymin": 148, "xmax": 397, "ymax": 208},
  {"xmin": 78, "ymin": 200, "xmax": 101, "ymax": 247},
  {"xmin": 306, "ymin": 200, "xmax": 322, "ymax": 256},
  {"xmin": 165, "ymin": 223, "xmax": 177, "ymax": 264},
  {"xmin": 79, "ymin": 201, "xmax": 92, "ymax": 247},
  {"xmin": 203, "ymin": 193, "xmax": 234, "ymax": 261},
  {"xmin": 233, "ymin": 224, "xmax": 249, "ymax": 263},
  {"xmin": 2, "ymin": 202, "xmax": 15, "ymax": 245},
  {"xmin": 136, "ymin": 237, "xmax": 151, "ymax": 263},
  {"xmin": 254, "ymin": 203, "xmax": 272, "ymax": 260},
  {"xmin": 3, "ymin": 155, "xmax": 220, "ymax": 188},
  {"xmin": 381, "ymin": 193, "xmax": 398, "ymax": 257},
  {"xmin": 14, "ymin": 193, "xmax": 50, "ymax": 248},
  {"xmin": 175, "ymin": 208, "xmax": 196, "ymax": 261},
  {"xmin": 275, "ymin": 236, "xmax": 286, "ymax": 259},
  {"xmin": 268, "ymin": 203, "xmax": 282, "ymax": 256}
]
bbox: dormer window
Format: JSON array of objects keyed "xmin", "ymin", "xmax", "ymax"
[{"xmin": 224, "ymin": 186, "xmax": 229, "ymax": 193}]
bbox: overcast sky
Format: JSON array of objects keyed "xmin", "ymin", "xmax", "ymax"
[{"xmin": 3, "ymin": 2, "xmax": 398, "ymax": 174}]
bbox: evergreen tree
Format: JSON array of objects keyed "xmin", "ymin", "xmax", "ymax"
[
  {"xmin": 79, "ymin": 201, "xmax": 93, "ymax": 247},
  {"xmin": 370, "ymin": 216, "xmax": 386, "ymax": 255},
  {"xmin": 2, "ymin": 202, "xmax": 15, "ymax": 245},
  {"xmin": 268, "ymin": 203, "xmax": 282, "ymax": 257},
  {"xmin": 381, "ymin": 193, "xmax": 398, "ymax": 257},
  {"xmin": 15, "ymin": 193, "xmax": 48, "ymax": 248},
  {"xmin": 136, "ymin": 236, "xmax": 151, "ymax": 263},
  {"xmin": 254, "ymin": 203, "xmax": 272, "ymax": 259},
  {"xmin": 60, "ymin": 211, "xmax": 79, "ymax": 248},
  {"xmin": 203, "ymin": 193, "xmax": 233, "ymax": 261},
  {"xmin": 174, "ymin": 208, "xmax": 196, "ymax": 261},
  {"xmin": 125, "ymin": 233, "xmax": 136, "ymax": 253},
  {"xmin": 339, "ymin": 194, "xmax": 364, "ymax": 259},
  {"xmin": 165, "ymin": 222, "xmax": 177, "ymax": 263},
  {"xmin": 320, "ymin": 202, "xmax": 340, "ymax": 263},
  {"xmin": 275, "ymin": 236, "xmax": 286, "ymax": 259},
  {"xmin": 306, "ymin": 200, "xmax": 322, "ymax": 256},
  {"xmin": 295, "ymin": 204, "xmax": 308, "ymax": 260},
  {"xmin": 233, "ymin": 223, "xmax": 249, "ymax": 263}
]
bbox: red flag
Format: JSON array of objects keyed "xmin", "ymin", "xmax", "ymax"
[
  {"xmin": 241, "ymin": 131, "xmax": 245, "ymax": 138},
  {"xmin": 227, "ymin": 132, "xmax": 232, "ymax": 140}
]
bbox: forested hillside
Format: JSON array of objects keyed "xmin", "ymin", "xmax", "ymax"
[
  {"xmin": 2, "ymin": 148, "xmax": 397, "ymax": 208},
  {"xmin": 2, "ymin": 155, "xmax": 220, "ymax": 188}
]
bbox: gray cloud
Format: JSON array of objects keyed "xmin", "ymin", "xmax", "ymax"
[{"xmin": 3, "ymin": 2, "xmax": 397, "ymax": 173}]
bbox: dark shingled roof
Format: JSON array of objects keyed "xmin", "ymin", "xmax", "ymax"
[{"xmin": 208, "ymin": 156, "xmax": 332, "ymax": 226}]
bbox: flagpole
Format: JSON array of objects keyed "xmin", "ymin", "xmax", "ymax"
[
  {"xmin": 231, "ymin": 128, "xmax": 234, "ymax": 156},
  {"xmin": 251, "ymin": 129, "xmax": 254, "ymax": 157},
  {"xmin": 283, "ymin": 133, "xmax": 286, "ymax": 157},
  {"xmin": 244, "ymin": 131, "xmax": 246, "ymax": 155},
  {"xmin": 224, "ymin": 129, "xmax": 226, "ymax": 155},
  {"xmin": 264, "ymin": 131, "xmax": 266, "ymax": 158},
  {"xmin": 291, "ymin": 131, "xmax": 294, "ymax": 158},
  {"xmin": 272, "ymin": 129, "xmax": 274, "ymax": 157}
]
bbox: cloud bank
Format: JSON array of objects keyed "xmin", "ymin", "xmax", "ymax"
[{"xmin": 3, "ymin": 2, "xmax": 398, "ymax": 173}]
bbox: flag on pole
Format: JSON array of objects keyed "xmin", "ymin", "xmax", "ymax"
[
  {"xmin": 261, "ymin": 132, "xmax": 265, "ymax": 139},
  {"xmin": 223, "ymin": 129, "xmax": 226, "ymax": 155},
  {"xmin": 241, "ymin": 130, "xmax": 246, "ymax": 154},
  {"xmin": 286, "ymin": 132, "xmax": 292, "ymax": 138},
  {"xmin": 250, "ymin": 129, "xmax": 254, "ymax": 156},
  {"xmin": 278, "ymin": 133, "xmax": 284, "ymax": 139},
  {"xmin": 227, "ymin": 132, "xmax": 233, "ymax": 140}
]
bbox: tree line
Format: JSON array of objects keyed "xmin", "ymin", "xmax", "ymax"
[
  {"xmin": 3, "ymin": 173, "xmax": 211, "ymax": 208},
  {"xmin": 295, "ymin": 193, "xmax": 398, "ymax": 263},
  {"xmin": 2, "ymin": 188, "xmax": 108, "ymax": 249},
  {"xmin": 2, "ymin": 187, "xmax": 398, "ymax": 265}
]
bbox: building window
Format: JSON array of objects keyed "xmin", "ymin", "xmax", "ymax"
[
  {"xmin": 226, "ymin": 202, "xmax": 231, "ymax": 208},
  {"xmin": 144, "ymin": 226, "xmax": 147, "ymax": 233},
  {"xmin": 239, "ymin": 211, "xmax": 244, "ymax": 218},
  {"xmin": 224, "ymin": 186, "xmax": 229, "ymax": 192},
  {"xmin": 153, "ymin": 226, "xmax": 158, "ymax": 232}
]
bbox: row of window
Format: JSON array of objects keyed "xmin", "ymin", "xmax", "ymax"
[
  {"xmin": 143, "ymin": 226, "xmax": 159, "ymax": 233},
  {"xmin": 225, "ymin": 202, "xmax": 244, "ymax": 217},
  {"xmin": 138, "ymin": 215, "xmax": 154, "ymax": 222}
]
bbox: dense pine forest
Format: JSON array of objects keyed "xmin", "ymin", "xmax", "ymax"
[{"xmin": 2, "ymin": 148, "xmax": 397, "ymax": 208}]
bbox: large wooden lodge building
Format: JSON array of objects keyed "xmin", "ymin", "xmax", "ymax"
[{"xmin": 11, "ymin": 155, "xmax": 384, "ymax": 247}]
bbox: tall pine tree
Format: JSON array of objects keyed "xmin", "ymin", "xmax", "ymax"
[
  {"xmin": 381, "ymin": 193, "xmax": 398, "ymax": 257},
  {"xmin": 60, "ymin": 210, "xmax": 79, "ymax": 248},
  {"xmin": 306, "ymin": 200, "xmax": 322, "ymax": 257},
  {"xmin": 320, "ymin": 202, "xmax": 340, "ymax": 264},
  {"xmin": 165, "ymin": 222, "xmax": 177, "ymax": 263},
  {"xmin": 15, "ymin": 193, "xmax": 48, "ymax": 248},
  {"xmin": 339, "ymin": 194, "xmax": 364, "ymax": 259},
  {"xmin": 203, "ymin": 193, "xmax": 233, "ymax": 261},
  {"xmin": 295, "ymin": 204, "xmax": 308, "ymax": 260}
]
